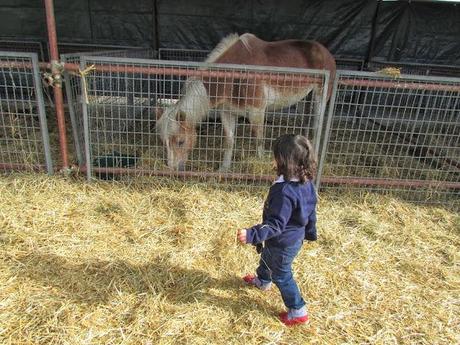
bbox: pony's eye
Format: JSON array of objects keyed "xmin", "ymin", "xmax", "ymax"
[{"xmin": 177, "ymin": 140, "xmax": 185, "ymax": 147}]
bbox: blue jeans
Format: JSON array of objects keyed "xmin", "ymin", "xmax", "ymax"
[{"xmin": 256, "ymin": 240, "xmax": 305, "ymax": 310}]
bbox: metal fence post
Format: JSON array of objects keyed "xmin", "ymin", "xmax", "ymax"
[{"xmin": 44, "ymin": 0, "xmax": 69, "ymax": 169}]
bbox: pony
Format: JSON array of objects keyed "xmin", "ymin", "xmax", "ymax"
[{"xmin": 156, "ymin": 33, "xmax": 336, "ymax": 171}]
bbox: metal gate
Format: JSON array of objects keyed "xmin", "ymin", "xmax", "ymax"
[
  {"xmin": 79, "ymin": 56, "xmax": 330, "ymax": 184},
  {"xmin": 318, "ymin": 70, "xmax": 460, "ymax": 205},
  {"xmin": 0, "ymin": 52, "xmax": 53, "ymax": 173}
]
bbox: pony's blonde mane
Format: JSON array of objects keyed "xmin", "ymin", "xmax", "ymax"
[
  {"xmin": 156, "ymin": 78, "xmax": 210, "ymax": 140},
  {"xmin": 205, "ymin": 33, "xmax": 241, "ymax": 63}
]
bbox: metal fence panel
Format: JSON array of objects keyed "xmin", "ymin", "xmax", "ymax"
[
  {"xmin": 158, "ymin": 48, "xmax": 365, "ymax": 72},
  {"xmin": 80, "ymin": 56, "xmax": 329, "ymax": 185},
  {"xmin": 335, "ymin": 58, "xmax": 365, "ymax": 71},
  {"xmin": 62, "ymin": 48, "xmax": 156, "ymax": 165},
  {"xmin": 368, "ymin": 60, "xmax": 460, "ymax": 78},
  {"xmin": 0, "ymin": 52, "xmax": 53, "ymax": 173},
  {"xmin": 318, "ymin": 70, "xmax": 460, "ymax": 206},
  {"xmin": 0, "ymin": 39, "xmax": 45, "ymax": 61},
  {"xmin": 57, "ymin": 43, "xmax": 152, "ymax": 58},
  {"xmin": 158, "ymin": 48, "xmax": 210, "ymax": 62}
]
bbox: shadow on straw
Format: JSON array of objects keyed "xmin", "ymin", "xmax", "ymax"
[{"xmin": 15, "ymin": 251, "xmax": 278, "ymax": 316}]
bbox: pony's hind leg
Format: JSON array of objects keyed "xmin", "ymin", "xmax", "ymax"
[{"xmin": 219, "ymin": 111, "xmax": 236, "ymax": 172}]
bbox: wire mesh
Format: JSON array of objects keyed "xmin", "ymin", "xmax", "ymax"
[
  {"xmin": 158, "ymin": 48, "xmax": 210, "ymax": 62},
  {"xmin": 0, "ymin": 39, "xmax": 45, "ymax": 61},
  {"xmin": 0, "ymin": 52, "xmax": 53, "ymax": 173},
  {"xmin": 318, "ymin": 70, "xmax": 460, "ymax": 206},
  {"xmin": 80, "ymin": 57, "xmax": 329, "ymax": 185},
  {"xmin": 62, "ymin": 48, "xmax": 156, "ymax": 165},
  {"xmin": 56, "ymin": 43, "xmax": 153, "ymax": 58}
]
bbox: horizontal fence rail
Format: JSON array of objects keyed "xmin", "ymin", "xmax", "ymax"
[
  {"xmin": 80, "ymin": 57, "xmax": 329, "ymax": 185},
  {"xmin": 0, "ymin": 51, "xmax": 53, "ymax": 174},
  {"xmin": 318, "ymin": 70, "xmax": 460, "ymax": 206}
]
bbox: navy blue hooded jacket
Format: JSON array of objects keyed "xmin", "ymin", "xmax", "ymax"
[{"xmin": 245, "ymin": 176, "xmax": 317, "ymax": 247}]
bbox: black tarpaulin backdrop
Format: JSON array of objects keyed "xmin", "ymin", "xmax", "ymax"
[
  {"xmin": 0, "ymin": 0, "xmax": 458, "ymax": 65},
  {"xmin": 372, "ymin": 1, "xmax": 460, "ymax": 64},
  {"xmin": 157, "ymin": 0, "xmax": 377, "ymax": 59}
]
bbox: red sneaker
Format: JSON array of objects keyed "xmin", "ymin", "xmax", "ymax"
[
  {"xmin": 242, "ymin": 274, "xmax": 272, "ymax": 290},
  {"xmin": 243, "ymin": 274, "xmax": 257, "ymax": 285},
  {"xmin": 279, "ymin": 312, "xmax": 309, "ymax": 326}
]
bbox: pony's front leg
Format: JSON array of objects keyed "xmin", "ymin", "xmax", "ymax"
[
  {"xmin": 250, "ymin": 109, "xmax": 266, "ymax": 158},
  {"xmin": 219, "ymin": 111, "xmax": 236, "ymax": 172}
]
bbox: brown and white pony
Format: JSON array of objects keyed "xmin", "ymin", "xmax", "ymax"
[{"xmin": 156, "ymin": 33, "xmax": 336, "ymax": 171}]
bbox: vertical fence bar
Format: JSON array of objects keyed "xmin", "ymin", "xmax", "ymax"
[
  {"xmin": 62, "ymin": 57, "xmax": 84, "ymax": 165},
  {"xmin": 314, "ymin": 70, "xmax": 330, "ymax": 158},
  {"xmin": 31, "ymin": 54, "xmax": 54, "ymax": 174},
  {"xmin": 80, "ymin": 57, "xmax": 92, "ymax": 181},
  {"xmin": 316, "ymin": 72, "xmax": 340, "ymax": 190}
]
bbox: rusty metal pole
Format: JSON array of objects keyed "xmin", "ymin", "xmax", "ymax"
[{"xmin": 44, "ymin": 0, "xmax": 69, "ymax": 169}]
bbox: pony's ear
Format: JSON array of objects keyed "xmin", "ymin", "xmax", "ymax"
[
  {"xmin": 177, "ymin": 111, "xmax": 187, "ymax": 122},
  {"xmin": 155, "ymin": 107, "xmax": 164, "ymax": 120}
]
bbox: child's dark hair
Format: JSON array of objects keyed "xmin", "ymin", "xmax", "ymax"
[{"xmin": 273, "ymin": 134, "xmax": 317, "ymax": 183}]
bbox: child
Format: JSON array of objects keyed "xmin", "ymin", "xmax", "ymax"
[{"xmin": 237, "ymin": 134, "xmax": 317, "ymax": 326}]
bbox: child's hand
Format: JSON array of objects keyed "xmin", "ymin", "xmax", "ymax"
[{"xmin": 237, "ymin": 229, "xmax": 247, "ymax": 244}]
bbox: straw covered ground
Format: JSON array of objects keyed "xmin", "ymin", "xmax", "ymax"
[{"xmin": 0, "ymin": 173, "xmax": 459, "ymax": 344}]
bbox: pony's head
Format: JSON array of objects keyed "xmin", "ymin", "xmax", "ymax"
[
  {"xmin": 155, "ymin": 106, "xmax": 197, "ymax": 171},
  {"xmin": 155, "ymin": 78, "xmax": 209, "ymax": 171}
]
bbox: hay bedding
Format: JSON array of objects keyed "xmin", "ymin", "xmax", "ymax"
[{"xmin": 0, "ymin": 174, "xmax": 458, "ymax": 344}]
